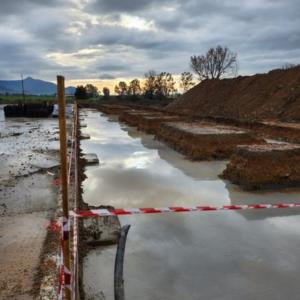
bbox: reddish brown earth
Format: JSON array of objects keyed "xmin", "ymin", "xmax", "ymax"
[
  {"xmin": 119, "ymin": 111, "xmax": 163, "ymax": 126},
  {"xmin": 98, "ymin": 104, "xmax": 132, "ymax": 115},
  {"xmin": 156, "ymin": 122, "xmax": 264, "ymax": 160},
  {"xmin": 221, "ymin": 143, "xmax": 300, "ymax": 189},
  {"xmin": 138, "ymin": 115, "xmax": 184, "ymax": 134},
  {"xmin": 250, "ymin": 121, "xmax": 300, "ymax": 143},
  {"xmin": 167, "ymin": 66, "xmax": 300, "ymax": 122}
]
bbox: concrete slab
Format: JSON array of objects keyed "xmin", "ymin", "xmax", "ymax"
[{"xmin": 83, "ymin": 153, "xmax": 99, "ymax": 165}]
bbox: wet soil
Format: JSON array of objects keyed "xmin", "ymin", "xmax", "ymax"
[
  {"xmin": 156, "ymin": 121, "xmax": 264, "ymax": 160},
  {"xmin": 138, "ymin": 115, "xmax": 184, "ymax": 134},
  {"xmin": 221, "ymin": 143, "xmax": 300, "ymax": 190},
  {"xmin": 0, "ymin": 106, "xmax": 62, "ymax": 299},
  {"xmin": 119, "ymin": 111, "xmax": 163, "ymax": 127}
]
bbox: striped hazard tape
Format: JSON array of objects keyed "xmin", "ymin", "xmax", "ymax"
[
  {"xmin": 58, "ymin": 217, "xmax": 72, "ymax": 300},
  {"xmin": 70, "ymin": 203, "xmax": 300, "ymax": 218}
]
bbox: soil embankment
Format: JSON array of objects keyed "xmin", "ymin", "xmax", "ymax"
[
  {"xmin": 167, "ymin": 66, "xmax": 300, "ymax": 122},
  {"xmin": 221, "ymin": 144, "xmax": 300, "ymax": 189},
  {"xmin": 156, "ymin": 122, "xmax": 264, "ymax": 160}
]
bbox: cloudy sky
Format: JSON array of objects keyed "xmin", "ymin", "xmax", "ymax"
[{"xmin": 1, "ymin": 0, "xmax": 300, "ymax": 87}]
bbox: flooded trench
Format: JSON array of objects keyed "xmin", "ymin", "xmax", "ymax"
[{"xmin": 81, "ymin": 109, "xmax": 300, "ymax": 300}]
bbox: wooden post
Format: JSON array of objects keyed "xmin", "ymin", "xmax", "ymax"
[{"xmin": 57, "ymin": 75, "xmax": 71, "ymax": 300}]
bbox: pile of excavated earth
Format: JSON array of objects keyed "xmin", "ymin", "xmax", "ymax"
[
  {"xmin": 167, "ymin": 66, "xmax": 300, "ymax": 121},
  {"xmin": 98, "ymin": 66, "xmax": 300, "ymax": 190}
]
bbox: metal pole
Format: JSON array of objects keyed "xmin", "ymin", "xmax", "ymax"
[
  {"xmin": 57, "ymin": 75, "xmax": 71, "ymax": 300},
  {"xmin": 114, "ymin": 225, "xmax": 131, "ymax": 300}
]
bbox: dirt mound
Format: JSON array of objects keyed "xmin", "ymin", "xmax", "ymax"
[
  {"xmin": 167, "ymin": 66, "xmax": 300, "ymax": 122},
  {"xmin": 221, "ymin": 143, "xmax": 300, "ymax": 189}
]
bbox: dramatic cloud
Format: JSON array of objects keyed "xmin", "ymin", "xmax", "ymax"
[{"xmin": 0, "ymin": 0, "xmax": 299, "ymax": 82}]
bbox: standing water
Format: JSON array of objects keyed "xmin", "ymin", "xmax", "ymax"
[{"xmin": 81, "ymin": 109, "xmax": 300, "ymax": 300}]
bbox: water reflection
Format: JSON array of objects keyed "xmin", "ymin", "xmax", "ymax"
[{"xmin": 82, "ymin": 110, "xmax": 300, "ymax": 300}]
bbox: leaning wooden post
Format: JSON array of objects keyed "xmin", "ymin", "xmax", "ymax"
[{"xmin": 57, "ymin": 75, "xmax": 71, "ymax": 300}]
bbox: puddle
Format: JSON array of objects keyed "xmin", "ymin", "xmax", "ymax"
[{"xmin": 81, "ymin": 110, "xmax": 300, "ymax": 300}]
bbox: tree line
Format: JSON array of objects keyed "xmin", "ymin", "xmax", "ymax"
[
  {"xmin": 75, "ymin": 71, "xmax": 197, "ymax": 100},
  {"xmin": 75, "ymin": 45, "xmax": 238, "ymax": 100}
]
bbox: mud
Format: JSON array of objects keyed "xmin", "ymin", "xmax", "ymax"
[
  {"xmin": 97, "ymin": 104, "xmax": 131, "ymax": 115},
  {"xmin": 0, "ymin": 104, "xmax": 63, "ymax": 299},
  {"xmin": 156, "ymin": 121, "xmax": 264, "ymax": 160},
  {"xmin": 119, "ymin": 111, "xmax": 163, "ymax": 126},
  {"xmin": 221, "ymin": 143, "xmax": 300, "ymax": 190},
  {"xmin": 137, "ymin": 115, "xmax": 184, "ymax": 134},
  {"xmin": 252, "ymin": 121, "xmax": 300, "ymax": 143}
]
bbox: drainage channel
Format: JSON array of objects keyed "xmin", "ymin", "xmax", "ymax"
[{"xmin": 80, "ymin": 109, "xmax": 300, "ymax": 300}]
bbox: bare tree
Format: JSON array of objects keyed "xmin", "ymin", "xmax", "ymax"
[
  {"xmin": 143, "ymin": 70, "xmax": 157, "ymax": 99},
  {"xmin": 155, "ymin": 72, "xmax": 177, "ymax": 98},
  {"xmin": 190, "ymin": 45, "xmax": 237, "ymax": 80},
  {"xmin": 128, "ymin": 79, "xmax": 141, "ymax": 96},
  {"xmin": 114, "ymin": 81, "xmax": 128, "ymax": 96},
  {"xmin": 102, "ymin": 87, "xmax": 110, "ymax": 98},
  {"xmin": 86, "ymin": 84, "xmax": 99, "ymax": 98},
  {"xmin": 180, "ymin": 72, "xmax": 195, "ymax": 92},
  {"xmin": 281, "ymin": 63, "xmax": 298, "ymax": 70}
]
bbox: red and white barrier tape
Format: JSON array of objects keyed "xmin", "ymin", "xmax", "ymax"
[
  {"xmin": 58, "ymin": 217, "xmax": 72, "ymax": 300},
  {"xmin": 67, "ymin": 109, "xmax": 76, "ymax": 184},
  {"xmin": 70, "ymin": 203, "xmax": 300, "ymax": 218},
  {"xmin": 71, "ymin": 216, "xmax": 79, "ymax": 300},
  {"xmin": 60, "ymin": 105, "xmax": 78, "ymax": 300}
]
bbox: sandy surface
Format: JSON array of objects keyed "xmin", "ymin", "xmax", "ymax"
[{"xmin": 0, "ymin": 106, "xmax": 60, "ymax": 299}]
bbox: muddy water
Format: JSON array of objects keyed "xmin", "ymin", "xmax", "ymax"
[{"xmin": 81, "ymin": 109, "xmax": 300, "ymax": 300}]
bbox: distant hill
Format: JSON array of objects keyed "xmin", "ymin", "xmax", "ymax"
[{"xmin": 0, "ymin": 77, "xmax": 76, "ymax": 95}]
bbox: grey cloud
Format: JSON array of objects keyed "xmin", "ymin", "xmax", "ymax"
[
  {"xmin": 97, "ymin": 59, "xmax": 132, "ymax": 72},
  {"xmin": 1, "ymin": 0, "xmax": 300, "ymax": 80},
  {"xmin": 99, "ymin": 73, "xmax": 116, "ymax": 79},
  {"xmin": 0, "ymin": 0, "xmax": 67, "ymax": 15},
  {"xmin": 84, "ymin": 0, "xmax": 177, "ymax": 13}
]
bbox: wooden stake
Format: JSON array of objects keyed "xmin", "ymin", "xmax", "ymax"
[{"xmin": 57, "ymin": 75, "xmax": 71, "ymax": 300}]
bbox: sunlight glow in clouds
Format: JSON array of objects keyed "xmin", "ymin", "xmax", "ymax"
[
  {"xmin": 0, "ymin": 0, "xmax": 299, "ymax": 82},
  {"xmin": 120, "ymin": 15, "xmax": 156, "ymax": 31}
]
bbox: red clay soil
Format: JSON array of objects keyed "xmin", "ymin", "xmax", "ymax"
[
  {"xmin": 167, "ymin": 66, "xmax": 300, "ymax": 122},
  {"xmin": 98, "ymin": 104, "xmax": 132, "ymax": 115},
  {"xmin": 156, "ymin": 122, "xmax": 265, "ymax": 160},
  {"xmin": 253, "ymin": 121, "xmax": 300, "ymax": 143},
  {"xmin": 221, "ymin": 143, "xmax": 300, "ymax": 189},
  {"xmin": 138, "ymin": 115, "xmax": 184, "ymax": 134},
  {"xmin": 119, "ymin": 111, "xmax": 163, "ymax": 126}
]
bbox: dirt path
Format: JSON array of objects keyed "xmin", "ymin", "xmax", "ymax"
[
  {"xmin": 0, "ymin": 212, "xmax": 48, "ymax": 299},
  {"xmin": 0, "ymin": 107, "xmax": 61, "ymax": 299}
]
